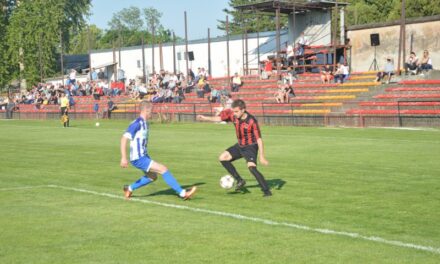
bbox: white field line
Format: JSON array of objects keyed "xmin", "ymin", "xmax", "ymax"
[{"xmin": 2, "ymin": 184, "xmax": 440, "ymax": 255}]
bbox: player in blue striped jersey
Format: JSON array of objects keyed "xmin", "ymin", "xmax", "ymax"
[{"xmin": 120, "ymin": 100, "xmax": 197, "ymax": 200}]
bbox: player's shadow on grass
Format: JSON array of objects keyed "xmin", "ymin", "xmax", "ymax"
[
  {"xmin": 228, "ymin": 179, "xmax": 286, "ymax": 195},
  {"xmin": 136, "ymin": 182, "xmax": 206, "ymax": 198}
]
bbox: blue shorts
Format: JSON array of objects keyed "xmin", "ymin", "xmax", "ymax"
[{"xmin": 131, "ymin": 155, "xmax": 154, "ymax": 173}]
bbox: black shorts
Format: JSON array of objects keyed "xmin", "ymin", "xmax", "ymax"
[{"xmin": 226, "ymin": 143, "xmax": 258, "ymax": 164}]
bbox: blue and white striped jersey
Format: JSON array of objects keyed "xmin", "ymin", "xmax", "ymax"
[{"xmin": 123, "ymin": 117, "xmax": 149, "ymax": 161}]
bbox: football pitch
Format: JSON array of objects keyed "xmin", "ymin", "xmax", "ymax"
[{"xmin": 1, "ymin": 120, "xmax": 439, "ymax": 263}]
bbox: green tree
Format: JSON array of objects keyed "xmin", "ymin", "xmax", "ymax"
[
  {"xmin": 218, "ymin": 0, "xmax": 288, "ymax": 35},
  {"xmin": 108, "ymin": 6, "xmax": 143, "ymax": 31},
  {"xmin": 67, "ymin": 25, "xmax": 103, "ymax": 55},
  {"xmin": 345, "ymin": 0, "xmax": 440, "ymax": 26},
  {"xmin": 6, "ymin": 0, "xmax": 91, "ymax": 87}
]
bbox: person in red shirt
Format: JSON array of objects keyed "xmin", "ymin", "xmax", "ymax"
[{"xmin": 197, "ymin": 99, "xmax": 272, "ymax": 197}]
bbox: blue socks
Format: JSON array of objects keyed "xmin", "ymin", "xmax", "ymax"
[
  {"xmin": 130, "ymin": 171, "xmax": 183, "ymax": 195},
  {"xmin": 162, "ymin": 170, "xmax": 183, "ymax": 195},
  {"xmin": 130, "ymin": 176, "xmax": 153, "ymax": 191}
]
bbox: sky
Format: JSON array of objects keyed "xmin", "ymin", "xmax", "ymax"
[{"xmin": 89, "ymin": 0, "xmax": 231, "ymax": 40}]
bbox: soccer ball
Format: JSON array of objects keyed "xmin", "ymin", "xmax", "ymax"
[
  {"xmin": 220, "ymin": 175, "xmax": 235, "ymax": 189},
  {"xmin": 95, "ymin": 122, "xmax": 100, "ymax": 127}
]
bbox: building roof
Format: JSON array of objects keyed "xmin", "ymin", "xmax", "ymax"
[{"xmin": 234, "ymin": 0, "xmax": 348, "ymax": 14}]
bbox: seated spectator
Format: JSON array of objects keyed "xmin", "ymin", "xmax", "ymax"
[
  {"xmin": 284, "ymin": 85, "xmax": 295, "ymax": 103},
  {"xmin": 320, "ymin": 65, "xmax": 333, "ymax": 84},
  {"xmin": 172, "ymin": 88, "xmax": 184, "ymax": 104},
  {"xmin": 274, "ymin": 83, "xmax": 286, "ymax": 103},
  {"xmin": 231, "ymin": 72, "xmax": 243, "ymax": 92},
  {"xmin": 185, "ymin": 76, "xmax": 195, "ymax": 93},
  {"xmin": 404, "ymin": 51, "xmax": 419, "ymax": 75},
  {"xmin": 334, "ymin": 63, "xmax": 349, "ymax": 84},
  {"xmin": 208, "ymin": 86, "xmax": 220, "ymax": 103},
  {"xmin": 376, "ymin": 57, "xmax": 395, "ymax": 84},
  {"xmin": 418, "ymin": 50, "xmax": 433, "ymax": 74}
]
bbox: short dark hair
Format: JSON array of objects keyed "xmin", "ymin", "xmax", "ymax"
[{"xmin": 231, "ymin": 99, "xmax": 246, "ymax": 110}]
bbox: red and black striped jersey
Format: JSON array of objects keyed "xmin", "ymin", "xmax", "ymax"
[{"xmin": 220, "ymin": 109, "xmax": 261, "ymax": 146}]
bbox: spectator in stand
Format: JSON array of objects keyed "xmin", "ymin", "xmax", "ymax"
[
  {"xmin": 376, "ymin": 57, "xmax": 395, "ymax": 84},
  {"xmin": 274, "ymin": 83, "xmax": 287, "ymax": 103},
  {"xmin": 320, "ymin": 65, "xmax": 333, "ymax": 84},
  {"xmin": 231, "ymin": 72, "xmax": 243, "ymax": 92},
  {"xmin": 262, "ymin": 58, "xmax": 273, "ymax": 80},
  {"xmin": 208, "ymin": 86, "xmax": 220, "ymax": 103},
  {"xmin": 188, "ymin": 68, "xmax": 195, "ymax": 81},
  {"xmin": 404, "ymin": 51, "xmax": 419, "ymax": 75},
  {"xmin": 69, "ymin": 69, "xmax": 77, "ymax": 85},
  {"xmin": 91, "ymin": 68, "xmax": 98, "ymax": 81},
  {"xmin": 184, "ymin": 75, "xmax": 194, "ymax": 93},
  {"xmin": 98, "ymin": 69, "xmax": 105, "ymax": 80},
  {"xmin": 418, "ymin": 50, "xmax": 433, "ymax": 74},
  {"xmin": 285, "ymin": 43, "xmax": 295, "ymax": 66},
  {"xmin": 284, "ymin": 85, "xmax": 295, "ymax": 103},
  {"xmin": 118, "ymin": 68, "xmax": 126, "ymax": 83},
  {"xmin": 334, "ymin": 63, "xmax": 349, "ymax": 84},
  {"xmin": 297, "ymin": 32, "xmax": 307, "ymax": 56}
]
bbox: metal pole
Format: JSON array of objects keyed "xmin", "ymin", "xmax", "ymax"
[
  {"xmin": 226, "ymin": 15, "xmax": 230, "ymax": 83},
  {"xmin": 60, "ymin": 30, "xmax": 64, "ymax": 85},
  {"xmin": 88, "ymin": 26, "xmax": 92, "ymax": 80},
  {"xmin": 173, "ymin": 31, "xmax": 176, "ymax": 74},
  {"xmin": 242, "ymin": 31, "xmax": 245, "ymax": 75},
  {"xmin": 276, "ymin": 7, "xmax": 281, "ymax": 77},
  {"xmin": 39, "ymin": 32, "xmax": 43, "ymax": 82},
  {"xmin": 152, "ymin": 21, "xmax": 155, "ymax": 74},
  {"xmin": 245, "ymin": 25, "xmax": 249, "ymax": 76},
  {"xmin": 141, "ymin": 34, "xmax": 146, "ymax": 83},
  {"xmin": 184, "ymin": 11, "xmax": 189, "ymax": 78},
  {"xmin": 402, "ymin": 0, "xmax": 406, "ymax": 73},
  {"xmin": 333, "ymin": 3, "xmax": 338, "ymax": 68},
  {"xmin": 118, "ymin": 28, "xmax": 122, "ymax": 69},
  {"xmin": 257, "ymin": 31, "xmax": 260, "ymax": 74},
  {"xmin": 159, "ymin": 41, "xmax": 163, "ymax": 70},
  {"xmin": 208, "ymin": 28, "xmax": 211, "ymax": 76}
]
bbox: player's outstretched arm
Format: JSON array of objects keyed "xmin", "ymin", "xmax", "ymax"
[
  {"xmin": 257, "ymin": 138, "xmax": 269, "ymax": 166},
  {"xmin": 120, "ymin": 136, "xmax": 129, "ymax": 168},
  {"xmin": 197, "ymin": 114, "xmax": 222, "ymax": 122}
]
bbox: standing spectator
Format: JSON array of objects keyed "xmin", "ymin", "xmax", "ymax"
[
  {"xmin": 334, "ymin": 63, "xmax": 349, "ymax": 84},
  {"xmin": 91, "ymin": 68, "xmax": 98, "ymax": 81},
  {"xmin": 98, "ymin": 69, "xmax": 105, "ymax": 80},
  {"xmin": 106, "ymin": 97, "xmax": 116, "ymax": 119},
  {"xmin": 297, "ymin": 32, "xmax": 307, "ymax": 56},
  {"xmin": 93, "ymin": 101, "xmax": 100, "ymax": 119},
  {"xmin": 6, "ymin": 97, "xmax": 16, "ymax": 119},
  {"xmin": 69, "ymin": 69, "xmax": 77, "ymax": 85},
  {"xmin": 231, "ymin": 72, "xmax": 243, "ymax": 92},
  {"xmin": 60, "ymin": 93, "xmax": 70, "ymax": 128},
  {"xmin": 404, "ymin": 51, "xmax": 419, "ymax": 75}
]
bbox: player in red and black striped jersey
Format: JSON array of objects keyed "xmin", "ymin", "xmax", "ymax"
[{"xmin": 197, "ymin": 99, "xmax": 272, "ymax": 197}]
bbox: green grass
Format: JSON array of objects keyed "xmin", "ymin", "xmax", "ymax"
[{"xmin": 0, "ymin": 119, "xmax": 440, "ymax": 263}]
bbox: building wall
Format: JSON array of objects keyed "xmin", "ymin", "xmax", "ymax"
[
  {"xmin": 347, "ymin": 17, "xmax": 440, "ymax": 72},
  {"xmin": 288, "ymin": 10, "xmax": 332, "ymax": 46},
  {"xmin": 90, "ymin": 31, "xmax": 289, "ymax": 80}
]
